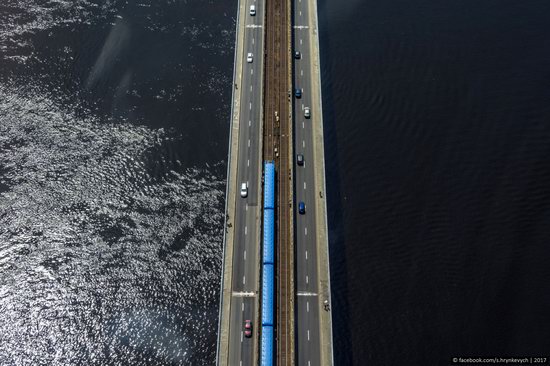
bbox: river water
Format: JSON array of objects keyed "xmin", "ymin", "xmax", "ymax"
[
  {"xmin": 0, "ymin": 1, "xmax": 235, "ymax": 365},
  {"xmin": 319, "ymin": 0, "xmax": 550, "ymax": 364}
]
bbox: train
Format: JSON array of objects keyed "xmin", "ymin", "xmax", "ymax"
[{"xmin": 261, "ymin": 161, "xmax": 275, "ymax": 366}]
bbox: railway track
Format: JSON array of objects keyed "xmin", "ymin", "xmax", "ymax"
[{"xmin": 262, "ymin": 0, "xmax": 293, "ymax": 364}]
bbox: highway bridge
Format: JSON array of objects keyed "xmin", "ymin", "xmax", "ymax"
[{"xmin": 217, "ymin": 0, "xmax": 333, "ymax": 364}]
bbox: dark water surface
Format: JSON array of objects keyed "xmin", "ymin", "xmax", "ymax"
[
  {"xmin": 0, "ymin": 1, "xmax": 235, "ymax": 365},
  {"xmin": 319, "ymin": 0, "xmax": 550, "ymax": 365}
]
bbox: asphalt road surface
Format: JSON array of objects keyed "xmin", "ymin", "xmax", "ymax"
[
  {"xmin": 227, "ymin": 0, "xmax": 265, "ymax": 365},
  {"xmin": 293, "ymin": 0, "xmax": 322, "ymax": 365}
]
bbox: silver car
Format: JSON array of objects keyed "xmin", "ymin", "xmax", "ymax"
[
  {"xmin": 304, "ymin": 107, "xmax": 310, "ymax": 118},
  {"xmin": 240, "ymin": 183, "xmax": 248, "ymax": 198}
]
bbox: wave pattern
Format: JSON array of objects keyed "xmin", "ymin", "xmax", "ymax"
[{"xmin": 0, "ymin": 0, "xmax": 236, "ymax": 365}]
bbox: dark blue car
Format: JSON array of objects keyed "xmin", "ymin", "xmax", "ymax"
[
  {"xmin": 295, "ymin": 88, "xmax": 302, "ymax": 98},
  {"xmin": 298, "ymin": 201, "xmax": 306, "ymax": 214}
]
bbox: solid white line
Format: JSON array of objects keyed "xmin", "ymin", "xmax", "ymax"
[
  {"xmin": 307, "ymin": 301, "xmax": 309, "ymax": 312},
  {"xmin": 307, "ymin": 330, "xmax": 310, "ymax": 341},
  {"xmin": 233, "ymin": 291, "xmax": 255, "ymax": 297},
  {"xmin": 305, "ymin": 250, "xmax": 308, "ymax": 260},
  {"xmin": 244, "ymin": 250, "xmax": 247, "ymax": 260},
  {"xmin": 305, "ymin": 227, "xmax": 307, "ymax": 235},
  {"xmin": 245, "ymin": 226, "xmax": 248, "ymax": 235},
  {"xmin": 297, "ymin": 291, "xmax": 318, "ymax": 296}
]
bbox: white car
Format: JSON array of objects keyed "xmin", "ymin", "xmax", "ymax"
[
  {"xmin": 250, "ymin": 5, "xmax": 256, "ymax": 16},
  {"xmin": 240, "ymin": 183, "xmax": 248, "ymax": 198},
  {"xmin": 304, "ymin": 107, "xmax": 310, "ymax": 118},
  {"xmin": 247, "ymin": 53, "xmax": 253, "ymax": 63}
]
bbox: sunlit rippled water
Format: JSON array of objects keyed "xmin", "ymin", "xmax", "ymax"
[{"xmin": 0, "ymin": 0, "xmax": 235, "ymax": 365}]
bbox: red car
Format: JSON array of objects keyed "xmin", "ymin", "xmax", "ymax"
[{"xmin": 244, "ymin": 320, "xmax": 252, "ymax": 338}]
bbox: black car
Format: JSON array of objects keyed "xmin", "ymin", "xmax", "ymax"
[
  {"xmin": 294, "ymin": 51, "xmax": 301, "ymax": 59},
  {"xmin": 297, "ymin": 154, "xmax": 304, "ymax": 166},
  {"xmin": 295, "ymin": 88, "xmax": 302, "ymax": 98}
]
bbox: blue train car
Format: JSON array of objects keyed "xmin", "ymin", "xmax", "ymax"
[
  {"xmin": 261, "ymin": 263, "xmax": 274, "ymax": 326},
  {"xmin": 264, "ymin": 161, "xmax": 275, "ymax": 210},
  {"xmin": 262, "ymin": 209, "xmax": 274, "ymax": 264},
  {"xmin": 260, "ymin": 325, "xmax": 274, "ymax": 366}
]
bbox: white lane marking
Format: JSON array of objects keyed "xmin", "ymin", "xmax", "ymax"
[
  {"xmin": 249, "ymin": 102, "xmax": 252, "ymax": 110},
  {"xmin": 297, "ymin": 291, "xmax": 318, "ymax": 296},
  {"xmin": 245, "ymin": 226, "xmax": 248, "ymax": 235},
  {"xmin": 246, "ymin": 203, "xmax": 248, "ymax": 211},
  {"xmin": 307, "ymin": 301, "xmax": 309, "ymax": 312},
  {"xmin": 309, "ymin": 361, "xmax": 311, "ymax": 366},
  {"xmin": 235, "ymin": 291, "xmax": 256, "ymax": 298},
  {"xmin": 302, "ymin": 121, "xmax": 305, "ymax": 129},
  {"xmin": 300, "ymin": 39, "xmax": 303, "ymax": 45},
  {"xmin": 302, "ymin": 140, "xmax": 305, "ymax": 148},
  {"xmin": 241, "ymin": 332, "xmax": 243, "ymax": 342},
  {"xmin": 299, "ymin": 10, "xmax": 302, "ymax": 16},
  {"xmin": 305, "ymin": 227, "xmax": 307, "ymax": 235},
  {"xmin": 252, "ymin": 37, "xmax": 255, "ymax": 44},
  {"xmin": 306, "ymin": 275, "xmax": 309, "ymax": 284},
  {"xmin": 242, "ymin": 303, "xmax": 245, "ymax": 311},
  {"xmin": 305, "ymin": 250, "xmax": 308, "ymax": 260},
  {"xmin": 245, "ymin": 25, "xmax": 263, "ymax": 28},
  {"xmin": 247, "ymin": 159, "xmax": 250, "ymax": 167},
  {"xmin": 243, "ymin": 276, "xmax": 246, "ymax": 285},
  {"xmin": 244, "ymin": 250, "xmax": 247, "ymax": 260},
  {"xmin": 304, "ymin": 182, "xmax": 307, "ymax": 190},
  {"xmin": 307, "ymin": 330, "xmax": 310, "ymax": 341},
  {"xmin": 249, "ymin": 120, "xmax": 251, "ymax": 127},
  {"xmin": 240, "ymin": 361, "xmax": 243, "ymax": 366},
  {"xmin": 301, "ymin": 69, "xmax": 303, "ymax": 76},
  {"xmin": 248, "ymin": 139, "xmax": 251, "ymax": 147},
  {"xmin": 250, "ymin": 85, "xmax": 253, "ymax": 92},
  {"xmin": 233, "ymin": 291, "xmax": 255, "ymax": 297},
  {"xmin": 251, "ymin": 68, "xmax": 254, "ymax": 75}
]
